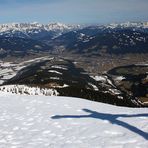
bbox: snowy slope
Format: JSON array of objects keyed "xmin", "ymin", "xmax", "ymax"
[{"xmin": 0, "ymin": 92, "xmax": 147, "ymax": 148}]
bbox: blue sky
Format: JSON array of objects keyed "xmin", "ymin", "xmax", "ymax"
[{"xmin": 0, "ymin": 0, "xmax": 148, "ymax": 24}]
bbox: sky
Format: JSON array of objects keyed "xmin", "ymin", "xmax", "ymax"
[{"xmin": 0, "ymin": 0, "xmax": 148, "ymax": 24}]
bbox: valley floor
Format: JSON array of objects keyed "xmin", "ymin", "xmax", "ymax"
[{"xmin": 0, "ymin": 93, "xmax": 147, "ymax": 148}]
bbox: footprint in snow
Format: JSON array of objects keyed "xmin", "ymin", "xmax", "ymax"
[
  {"xmin": 13, "ymin": 126, "xmax": 19, "ymax": 131},
  {"xmin": 104, "ymin": 130, "xmax": 123, "ymax": 136},
  {"xmin": 42, "ymin": 130, "xmax": 51, "ymax": 135},
  {"xmin": 27, "ymin": 118, "xmax": 34, "ymax": 122},
  {"xmin": 76, "ymin": 109, "xmax": 83, "ymax": 112}
]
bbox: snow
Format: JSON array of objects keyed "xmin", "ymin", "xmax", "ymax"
[
  {"xmin": 80, "ymin": 33, "xmax": 85, "ymax": 37},
  {"xmin": 115, "ymin": 76, "xmax": 126, "ymax": 81},
  {"xmin": 50, "ymin": 77, "xmax": 60, "ymax": 80},
  {"xmin": 136, "ymin": 63, "xmax": 148, "ymax": 66},
  {"xmin": 105, "ymin": 22, "xmax": 148, "ymax": 30},
  {"xmin": 48, "ymin": 70, "xmax": 62, "ymax": 75},
  {"xmin": 82, "ymin": 39, "xmax": 90, "ymax": 43},
  {"xmin": 0, "ymin": 57, "xmax": 54, "ymax": 85},
  {"xmin": 55, "ymin": 84, "xmax": 69, "ymax": 88},
  {"xmin": 106, "ymin": 79, "xmax": 116, "ymax": 87},
  {"xmin": 108, "ymin": 88, "xmax": 121, "ymax": 95},
  {"xmin": 0, "ymin": 93, "xmax": 147, "ymax": 147},
  {"xmin": 51, "ymin": 65, "xmax": 67, "ymax": 70},
  {"xmin": 91, "ymin": 75, "xmax": 107, "ymax": 82},
  {"xmin": 0, "ymin": 85, "xmax": 59, "ymax": 96},
  {"xmin": 0, "ymin": 22, "xmax": 80, "ymax": 38},
  {"xmin": 88, "ymin": 83, "xmax": 99, "ymax": 91}
]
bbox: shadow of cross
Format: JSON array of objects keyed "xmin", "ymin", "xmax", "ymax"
[{"xmin": 51, "ymin": 109, "xmax": 148, "ymax": 140}]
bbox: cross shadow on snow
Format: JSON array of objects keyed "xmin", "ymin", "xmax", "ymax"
[{"xmin": 51, "ymin": 109, "xmax": 148, "ymax": 140}]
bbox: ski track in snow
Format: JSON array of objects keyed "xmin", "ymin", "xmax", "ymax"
[{"xmin": 0, "ymin": 92, "xmax": 147, "ymax": 148}]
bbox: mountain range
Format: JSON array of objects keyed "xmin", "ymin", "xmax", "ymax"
[{"xmin": 0, "ymin": 22, "xmax": 148, "ymax": 57}]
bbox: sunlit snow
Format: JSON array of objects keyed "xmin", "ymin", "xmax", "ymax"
[{"xmin": 0, "ymin": 93, "xmax": 147, "ymax": 147}]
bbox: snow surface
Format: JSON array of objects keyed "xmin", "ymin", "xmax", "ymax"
[
  {"xmin": 91, "ymin": 76, "xmax": 107, "ymax": 82},
  {"xmin": 0, "ymin": 85, "xmax": 59, "ymax": 96},
  {"xmin": 0, "ymin": 93, "xmax": 147, "ymax": 148}
]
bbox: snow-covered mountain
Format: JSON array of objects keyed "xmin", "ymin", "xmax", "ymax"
[
  {"xmin": 52, "ymin": 27, "xmax": 148, "ymax": 54},
  {"xmin": 105, "ymin": 22, "xmax": 148, "ymax": 29},
  {"xmin": 0, "ymin": 22, "xmax": 80, "ymax": 39},
  {"xmin": 1, "ymin": 22, "xmax": 147, "ymax": 39},
  {"xmin": 1, "ymin": 57, "xmax": 147, "ymax": 107},
  {"xmin": 0, "ymin": 21, "xmax": 148, "ymax": 58},
  {"xmin": 0, "ymin": 92, "xmax": 147, "ymax": 147},
  {"xmin": 0, "ymin": 22, "xmax": 78, "ymax": 31}
]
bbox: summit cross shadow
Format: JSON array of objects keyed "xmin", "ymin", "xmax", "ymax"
[{"xmin": 51, "ymin": 109, "xmax": 148, "ymax": 140}]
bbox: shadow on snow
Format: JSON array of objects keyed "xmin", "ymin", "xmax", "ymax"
[{"xmin": 51, "ymin": 109, "xmax": 148, "ymax": 140}]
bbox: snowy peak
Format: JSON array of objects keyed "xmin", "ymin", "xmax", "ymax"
[
  {"xmin": 46, "ymin": 22, "xmax": 79, "ymax": 31},
  {"xmin": 0, "ymin": 21, "xmax": 147, "ymax": 33},
  {"xmin": 105, "ymin": 22, "xmax": 148, "ymax": 29},
  {"xmin": 0, "ymin": 22, "xmax": 80, "ymax": 32},
  {"xmin": 0, "ymin": 22, "xmax": 80, "ymax": 38}
]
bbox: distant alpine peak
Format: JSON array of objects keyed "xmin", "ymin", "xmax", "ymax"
[
  {"xmin": 105, "ymin": 21, "xmax": 148, "ymax": 29},
  {"xmin": 0, "ymin": 22, "xmax": 80, "ymax": 32},
  {"xmin": 46, "ymin": 22, "xmax": 80, "ymax": 30}
]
